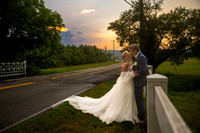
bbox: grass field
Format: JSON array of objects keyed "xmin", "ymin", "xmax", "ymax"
[
  {"xmin": 39, "ymin": 61, "xmax": 120, "ymax": 75},
  {"xmin": 168, "ymin": 91, "xmax": 200, "ymax": 133},
  {"xmin": 155, "ymin": 58, "xmax": 200, "ymax": 133},
  {"xmin": 155, "ymin": 58, "xmax": 200, "ymax": 75}
]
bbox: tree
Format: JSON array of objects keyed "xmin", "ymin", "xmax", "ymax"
[
  {"xmin": 83, "ymin": 45, "xmax": 97, "ymax": 63},
  {"xmin": 78, "ymin": 45, "xmax": 87, "ymax": 64},
  {"xmin": 108, "ymin": 0, "xmax": 200, "ymax": 71},
  {"xmin": 0, "ymin": 0, "xmax": 65, "ymax": 75}
]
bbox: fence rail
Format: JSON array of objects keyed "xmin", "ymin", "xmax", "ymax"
[
  {"xmin": 0, "ymin": 61, "xmax": 26, "ymax": 77},
  {"xmin": 146, "ymin": 66, "xmax": 191, "ymax": 133},
  {"xmin": 155, "ymin": 86, "xmax": 191, "ymax": 133}
]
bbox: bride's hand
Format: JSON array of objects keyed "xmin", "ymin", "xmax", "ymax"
[{"xmin": 133, "ymin": 71, "xmax": 140, "ymax": 77}]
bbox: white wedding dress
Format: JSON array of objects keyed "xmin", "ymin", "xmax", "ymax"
[{"xmin": 66, "ymin": 66, "xmax": 139, "ymax": 124}]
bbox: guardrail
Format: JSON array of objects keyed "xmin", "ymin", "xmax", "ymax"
[
  {"xmin": 146, "ymin": 66, "xmax": 191, "ymax": 133},
  {"xmin": 0, "ymin": 61, "xmax": 26, "ymax": 77}
]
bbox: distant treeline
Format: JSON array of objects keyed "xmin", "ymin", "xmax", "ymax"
[
  {"xmin": 1, "ymin": 43, "xmax": 112, "ymax": 76},
  {"xmin": 57, "ymin": 45, "xmax": 112, "ymax": 66},
  {"xmin": 25, "ymin": 44, "xmax": 112, "ymax": 75}
]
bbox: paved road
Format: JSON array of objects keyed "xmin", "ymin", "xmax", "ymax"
[{"xmin": 0, "ymin": 63, "xmax": 121, "ymax": 131}]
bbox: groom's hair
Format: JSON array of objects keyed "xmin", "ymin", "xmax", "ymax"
[{"xmin": 129, "ymin": 44, "xmax": 140, "ymax": 52}]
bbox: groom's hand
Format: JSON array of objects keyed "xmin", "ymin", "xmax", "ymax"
[{"xmin": 133, "ymin": 71, "xmax": 140, "ymax": 77}]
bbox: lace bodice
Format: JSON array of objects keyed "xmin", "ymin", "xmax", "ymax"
[{"xmin": 119, "ymin": 65, "xmax": 135, "ymax": 83}]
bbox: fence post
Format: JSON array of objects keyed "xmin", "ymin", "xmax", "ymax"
[
  {"xmin": 147, "ymin": 73, "xmax": 168, "ymax": 133},
  {"xmin": 147, "ymin": 65, "xmax": 153, "ymax": 75},
  {"xmin": 144, "ymin": 65, "xmax": 153, "ymax": 98}
]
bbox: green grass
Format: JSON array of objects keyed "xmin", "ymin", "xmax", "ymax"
[
  {"xmin": 155, "ymin": 58, "xmax": 200, "ymax": 133},
  {"xmin": 39, "ymin": 61, "xmax": 120, "ymax": 75},
  {"xmin": 5, "ymin": 81, "xmax": 146, "ymax": 133},
  {"xmin": 155, "ymin": 58, "xmax": 200, "ymax": 75},
  {"xmin": 168, "ymin": 91, "xmax": 200, "ymax": 133}
]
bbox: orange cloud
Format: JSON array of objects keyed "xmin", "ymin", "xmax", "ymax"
[
  {"xmin": 56, "ymin": 27, "xmax": 68, "ymax": 32},
  {"xmin": 48, "ymin": 26, "xmax": 68, "ymax": 32}
]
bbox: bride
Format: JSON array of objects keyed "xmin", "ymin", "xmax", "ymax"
[{"xmin": 66, "ymin": 51, "xmax": 140, "ymax": 124}]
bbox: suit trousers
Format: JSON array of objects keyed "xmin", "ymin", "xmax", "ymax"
[{"xmin": 134, "ymin": 86, "xmax": 144, "ymax": 121}]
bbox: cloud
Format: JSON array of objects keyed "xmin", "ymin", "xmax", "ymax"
[
  {"xmin": 77, "ymin": 31, "xmax": 83, "ymax": 34},
  {"xmin": 61, "ymin": 31, "xmax": 85, "ymax": 45},
  {"xmin": 95, "ymin": 30, "xmax": 101, "ymax": 33},
  {"xmin": 81, "ymin": 9, "xmax": 95, "ymax": 14},
  {"xmin": 48, "ymin": 26, "xmax": 68, "ymax": 32},
  {"xmin": 79, "ymin": 38, "xmax": 85, "ymax": 43},
  {"xmin": 60, "ymin": 31, "xmax": 74, "ymax": 45},
  {"xmin": 81, "ymin": 24, "xmax": 87, "ymax": 26}
]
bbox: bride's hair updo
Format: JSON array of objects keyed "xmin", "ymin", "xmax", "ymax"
[{"xmin": 121, "ymin": 51, "xmax": 131, "ymax": 64}]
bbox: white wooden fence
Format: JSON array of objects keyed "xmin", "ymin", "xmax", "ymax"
[
  {"xmin": 146, "ymin": 65, "xmax": 191, "ymax": 133},
  {"xmin": 0, "ymin": 61, "xmax": 26, "ymax": 77}
]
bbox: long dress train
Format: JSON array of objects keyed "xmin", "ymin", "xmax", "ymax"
[{"xmin": 66, "ymin": 69, "xmax": 139, "ymax": 124}]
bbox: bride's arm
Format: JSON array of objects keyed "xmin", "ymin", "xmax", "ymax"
[{"xmin": 121, "ymin": 63, "xmax": 128, "ymax": 72}]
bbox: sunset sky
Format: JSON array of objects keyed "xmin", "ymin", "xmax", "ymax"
[{"xmin": 43, "ymin": 0, "xmax": 200, "ymax": 50}]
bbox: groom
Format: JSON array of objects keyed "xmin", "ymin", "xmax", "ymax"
[{"xmin": 129, "ymin": 44, "xmax": 147, "ymax": 123}]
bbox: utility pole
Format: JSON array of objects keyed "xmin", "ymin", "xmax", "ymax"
[{"xmin": 112, "ymin": 40, "xmax": 115, "ymax": 62}]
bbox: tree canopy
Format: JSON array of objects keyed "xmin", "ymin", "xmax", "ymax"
[
  {"xmin": 0, "ymin": 0, "xmax": 65, "ymax": 74},
  {"xmin": 0, "ymin": 0, "xmax": 112, "ymax": 75},
  {"xmin": 108, "ymin": 0, "xmax": 200, "ymax": 70}
]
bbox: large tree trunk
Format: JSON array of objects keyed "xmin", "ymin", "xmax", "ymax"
[{"xmin": 139, "ymin": 0, "xmax": 145, "ymax": 46}]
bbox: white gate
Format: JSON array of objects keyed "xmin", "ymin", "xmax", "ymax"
[{"xmin": 0, "ymin": 61, "xmax": 26, "ymax": 77}]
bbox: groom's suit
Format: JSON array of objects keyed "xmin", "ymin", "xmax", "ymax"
[{"xmin": 132, "ymin": 52, "xmax": 147, "ymax": 121}]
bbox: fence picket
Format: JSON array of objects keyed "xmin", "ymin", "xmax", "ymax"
[{"xmin": 0, "ymin": 61, "xmax": 26, "ymax": 77}]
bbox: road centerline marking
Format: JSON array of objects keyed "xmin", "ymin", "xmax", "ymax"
[{"xmin": 0, "ymin": 82, "xmax": 37, "ymax": 90}]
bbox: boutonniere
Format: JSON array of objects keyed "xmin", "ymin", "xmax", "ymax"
[{"xmin": 133, "ymin": 62, "xmax": 138, "ymax": 66}]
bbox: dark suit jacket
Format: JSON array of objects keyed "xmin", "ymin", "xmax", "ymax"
[{"xmin": 132, "ymin": 52, "xmax": 147, "ymax": 87}]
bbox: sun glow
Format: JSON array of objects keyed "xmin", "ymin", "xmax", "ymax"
[
  {"xmin": 91, "ymin": 30, "xmax": 122, "ymax": 50},
  {"xmin": 48, "ymin": 26, "xmax": 68, "ymax": 32}
]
